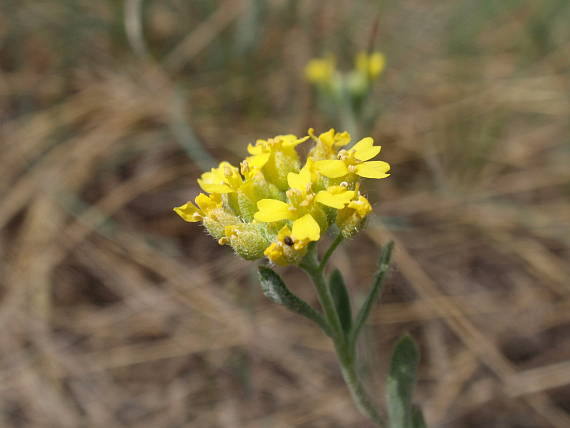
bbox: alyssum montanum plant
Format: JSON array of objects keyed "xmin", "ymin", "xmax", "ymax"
[{"xmin": 174, "ymin": 130, "xmax": 426, "ymax": 427}]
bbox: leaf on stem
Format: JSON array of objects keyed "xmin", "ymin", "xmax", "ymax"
[
  {"xmin": 387, "ymin": 335, "xmax": 421, "ymax": 428},
  {"xmin": 349, "ymin": 241, "xmax": 394, "ymax": 349},
  {"xmin": 258, "ymin": 266, "xmax": 332, "ymax": 337},
  {"xmin": 329, "ymin": 269, "xmax": 352, "ymax": 335}
]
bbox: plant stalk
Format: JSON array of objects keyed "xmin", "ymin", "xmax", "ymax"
[{"xmin": 301, "ymin": 244, "xmax": 385, "ymax": 427}]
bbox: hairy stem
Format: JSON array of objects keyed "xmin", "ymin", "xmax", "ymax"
[{"xmin": 301, "ymin": 244, "xmax": 385, "ymax": 427}]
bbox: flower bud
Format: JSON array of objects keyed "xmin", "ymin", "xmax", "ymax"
[
  {"xmin": 336, "ymin": 194, "xmax": 372, "ymax": 238},
  {"xmin": 236, "ymin": 175, "xmax": 283, "ymax": 222},
  {"xmin": 264, "ymin": 147, "xmax": 300, "ymax": 191},
  {"xmin": 224, "ymin": 223, "xmax": 271, "ymax": 260},
  {"xmin": 202, "ymin": 209, "xmax": 240, "ymax": 240}
]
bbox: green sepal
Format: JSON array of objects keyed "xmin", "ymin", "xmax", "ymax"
[
  {"xmin": 349, "ymin": 241, "xmax": 394, "ymax": 350},
  {"xmin": 387, "ymin": 335, "xmax": 421, "ymax": 428},
  {"xmin": 411, "ymin": 405, "xmax": 427, "ymax": 428},
  {"xmin": 329, "ymin": 269, "xmax": 352, "ymax": 336},
  {"xmin": 236, "ymin": 191, "xmax": 256, "ymax": 222},
  {"xmin": 257, "ymin": 266, "xmax": 332, "ymax": 337}
]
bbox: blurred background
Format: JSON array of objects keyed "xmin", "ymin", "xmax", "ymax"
[{"xmin": 1, "ymin": 0, "xmax": 569, "ymax": 426}]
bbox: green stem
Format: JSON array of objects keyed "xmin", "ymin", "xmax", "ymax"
[
  {"xmin": 300, "ymin": 244, "xmax": 385, "ymax": 427},
  {"xmin": 300, "ymin": 245, "xmax": 345, "ymax": 346},
  {"xmin": 340, "ymin": 357, "xmax": 384, "ymax": 426},
  {"xmin": 319, "ymin": 233, "xmax": 344, "ymax": 272}
]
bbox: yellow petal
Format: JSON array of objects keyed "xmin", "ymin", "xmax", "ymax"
[
  {"xmin": 368, "ymin": 52, "xmax": 385, "ymax": 79},
  {"xmin": 194, "ymin": 193, "xmax": 218, "ymax": 211},
  {"xmin": 291, "ymin": 214, "xmax": 320, "ymax": 241},
  {"xmin": 173, "ymin": 202, "xmax": 201, "ymax": 222},
  {"xmin": 254, "ymin": 199, "xmax": 294, "ymax": 222},
  {"xmin": 348, "ymin": 195, "xmax": 372, "ymax": 217},
  {"xmin": 246, "ymin": 153, "xmax": 270, "ymax": 169},
  {"xmin": 279, "ymin": 134, "xmax": 309, "ymax": 147},
  {"xmin": 247, "ymin": 142, "xmax": 264, "ymax": 155},
  {"xmin": 355, "ymin": 161, "xmax": 391, "ymax": 179},
  {"xmin": 315, "ymin": 190, "xmax": 355, "ymax": 209},
  {"xmin": 314, "ymin": 159, "xmax": 348, "ymax": 178},
  {"xmin": 276, "ymin": 225, "xmax": 293, "ymax": 241},
  {"xmin": 334, "ymin": 131, "xmax": 351, "ymax": 148},
  {"xmin": 287, "ymin": 165, "xmax": 312, "ymax": 191},
  {"xmin": 197, "ymin": 179, "xmax": 233, "ymax": 194},
  {"xmin": 319, "ymin": 129, "xmax": 336, "ymax": 147},
  {"xmin": 264, "ymin": 242, "xmax": 287, "ymax": 266},
  {"xmin": 352, "ymin": 137, "xmax": 380, "ymax": 161}
]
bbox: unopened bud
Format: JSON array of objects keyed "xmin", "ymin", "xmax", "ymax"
[
  {"xmin": 336, "ymin": 195, "xmax": 372, "ymax": 238},
  {"xmin": 225, "ymin": 224, "xmax": 270, "ymax": 260}
]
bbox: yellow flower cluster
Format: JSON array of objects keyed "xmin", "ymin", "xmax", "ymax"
[
  {"xmin": 305, "ymin": 51, "xmax": 386, "ymax": 88},
  {"xmin": 174, "ymin": 129, "xmax": 390, "ymax": 265}
]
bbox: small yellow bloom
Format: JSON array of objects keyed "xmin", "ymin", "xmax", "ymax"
[
  {"xmin": 196, "ymin": 160, "xmax": 280, "ymax": 222},
  {"xmin": 305, "ymin": 57, "xmax": 336, "ymax": 85},
  {"xmin": 308, "ymin": 128, "xmax": 351, "ymax": 160},
  {"xmin": 197, "ymin": 162, "xmax": 243, "ymax": 194},
  {"xmin": 254, "ymin": 164, "xmax": 355, "ymax": 243},
  {"xmin": 315, "ymin": 137, "xmax": 390, "ymax": 179},
  {"xmin": 254, "ymin": 163, "xmax": 323, "ymax": 242},
  {"xmin": 174, "ymin": 193, "xmax": 239, "ymax": 239},
  {"xmin": 173, "ymin": 193, "xmax": 222, "ymax": 222},
  {"xmin": 247, "ymin": 134, "xmax": 309, "ymax": 190},
  {"xmin": 264, "ymin": 226, "xmax": 310, "ymax": 266},
  {"xmin": 356, "ymin": 51, "xmax": 386, "ymax": 81},
  {"xmin": 247, "ymin": 135, "xmax": 308, "ymax": 163},
  {"xmin": 337, "ymin": 193, "xmax": 373, "ymax": 238}
]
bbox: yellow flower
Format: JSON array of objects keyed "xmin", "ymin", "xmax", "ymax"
[
  {"xmin": 315, "ymin": 185, "xmax": 355, "ymax": 209},
  {"xmin": 247, "ymin": 135, "xmax": 307, "ymax": 166},
  {"xmin": 247, "ymin": 134, "xmax": 309, "ymax": 190},
  {"xmin": 196, "ymin": 160, "xmax": 280, "ymax": 222},
  {"xmin": 264, "ymin": 226, "xmax": 311, "ymax": 266},
  {"xmin": 356, "ymin": 51, "xmax": 385, "ymax": 81},
  {"xmin": 174, "ymin": 127, "xmax": 390, "ymax": 264},
  {"xmin": 173, "ymin": 193, "xmax": 222, "ymax": 222},
  {"xmin": 174, "ymin": 193, "xmax": 238, "ymax": 239},
  {"xmin": 254, "ymin": 163, "xmax": 354, "ymax": 242},
  {"xmin": 305, "ymin": 57, "xmax": 336, "ymax": 85},
  {"xmin": 253, "ymin": 170, "xmax": 322, "ymax": 242},
  {"xmin": 197, "ymin": 162, "xmax": 244, "ymax": 194},
  {"xmin": 337, "ymin": 193, "xmax": 373, "ymax": 238},
  {"xmin": 308, "ymin": 128, "xmax": 351, "ymax": 160},
  {"xmin": 314, "ymin": 137, "xmax": 390, "ymax": 179}
]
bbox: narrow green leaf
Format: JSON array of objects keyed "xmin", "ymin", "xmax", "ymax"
[
  {"xmin": 349, "ymin": 241, "xmax": 394, "ymax": 349},
  {"xmin": 411, "ymin": 405, "xmax": 427, "ymax": 428},
  {"xmin": 258, "ymin": 266, "xmax": 332, "ymax": 337},
  {"xmin": 387, "ymin": 335, "xmax": 421, "ymax": 428},
  {"xmin": 329, "ymin": 269, "xmax": 352, "ymax": 335}
]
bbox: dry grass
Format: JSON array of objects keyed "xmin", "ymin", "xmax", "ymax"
[{"xmin": 1, "ymin": 0, "xmax": 569, "ymax": 426}]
